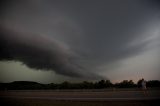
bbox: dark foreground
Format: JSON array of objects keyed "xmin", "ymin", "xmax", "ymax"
[
  {"xmin": 0, "ymin": 89, "xmax": 160, "ymax": 106},
  {"xmin": 0, "ymin": 98, "xmax": 159, "ymax": 106}
]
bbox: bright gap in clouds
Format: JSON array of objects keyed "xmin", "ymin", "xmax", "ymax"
[
  {"xmin": 0, "ymin": 61, "xmax": 78, "ymax": 84},
  {"xmin": 103, "ymin": 49, "xmax": 160, "ymax": 83}
]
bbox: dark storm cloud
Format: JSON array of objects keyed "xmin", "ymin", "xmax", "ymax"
[
  {"xmin": 0, "ymin": 0, "xmax": 160, "ymax": 79},
  {"xmin": 58, "ymin": 0, "xmax": 160, "ymax": 68},
  {"xmin": 0, "ymin": 26, "xmax": 102, "ymax": 79}
]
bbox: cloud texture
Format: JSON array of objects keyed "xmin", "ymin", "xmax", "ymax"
[
  {"xmin": 0, "ymin": 0, "xmax": 160, "ymax": 80},
  {"xmin": 0, "ymin": 26, "xmax": 102, "ymax": 79}
]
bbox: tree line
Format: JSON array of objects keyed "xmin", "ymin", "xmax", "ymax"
[{"xmin": 0, "ymin": 79, "xmax": 160, "ymax": 90}]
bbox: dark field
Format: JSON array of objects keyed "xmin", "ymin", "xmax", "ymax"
[
  {"xmin": 0, "ymin": 89, "xmax": 160, "ymax": 106},
  {"xmin": 0, "ymin": 98, "xmax": 159, "ymax": 106}
]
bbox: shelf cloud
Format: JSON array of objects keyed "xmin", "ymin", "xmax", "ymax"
[{"xmin": 0, "ymin": 0, "xmax": 160, "ymax": 81}]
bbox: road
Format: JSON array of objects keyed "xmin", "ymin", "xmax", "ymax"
[{"xmin": 0, "ymin": 90, "xmax": 160, "ymax": 101}]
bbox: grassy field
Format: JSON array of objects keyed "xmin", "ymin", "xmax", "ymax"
[{"xmin": 0, "ymin": 98, "xmax": 159, "ymax": 106}]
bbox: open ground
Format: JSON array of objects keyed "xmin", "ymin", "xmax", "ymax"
[{"xmin": 0, "ymin": 89, "xmax": 160, "ymax": 106}]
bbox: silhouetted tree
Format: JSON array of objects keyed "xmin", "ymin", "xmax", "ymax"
[
  {"xmin": 81, "ymin": 81, "xmax": 94, "ymax": 89},
  {"xmin": 115, "ymin": 80, "xmax": 136, "ymax": 88},
  {"xmin": 59, "ymin": 81, "xmax": 71, "ymax": 89},
  {"xmin": 0, "ymin": 79, "xmax": 159, "ymax": 90},
  {"xmin": 147, "ymin": 80, "xmax": 160, "ymax": 87},
  {"xmin": 105, "ymin": 80, "xmax": 113, "ymax": 87},
  {"xmin": 137, "ymin": 79, "xmax": 143, "ymax": 88},
  {"xmin": 94, "ymin": 80, "xmax": 107, "ymax": 88}
]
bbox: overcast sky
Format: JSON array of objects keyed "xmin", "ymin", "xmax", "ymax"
[{"xmin": 0, "ymin": 0, "xmax": 160, "ymax": 83}]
